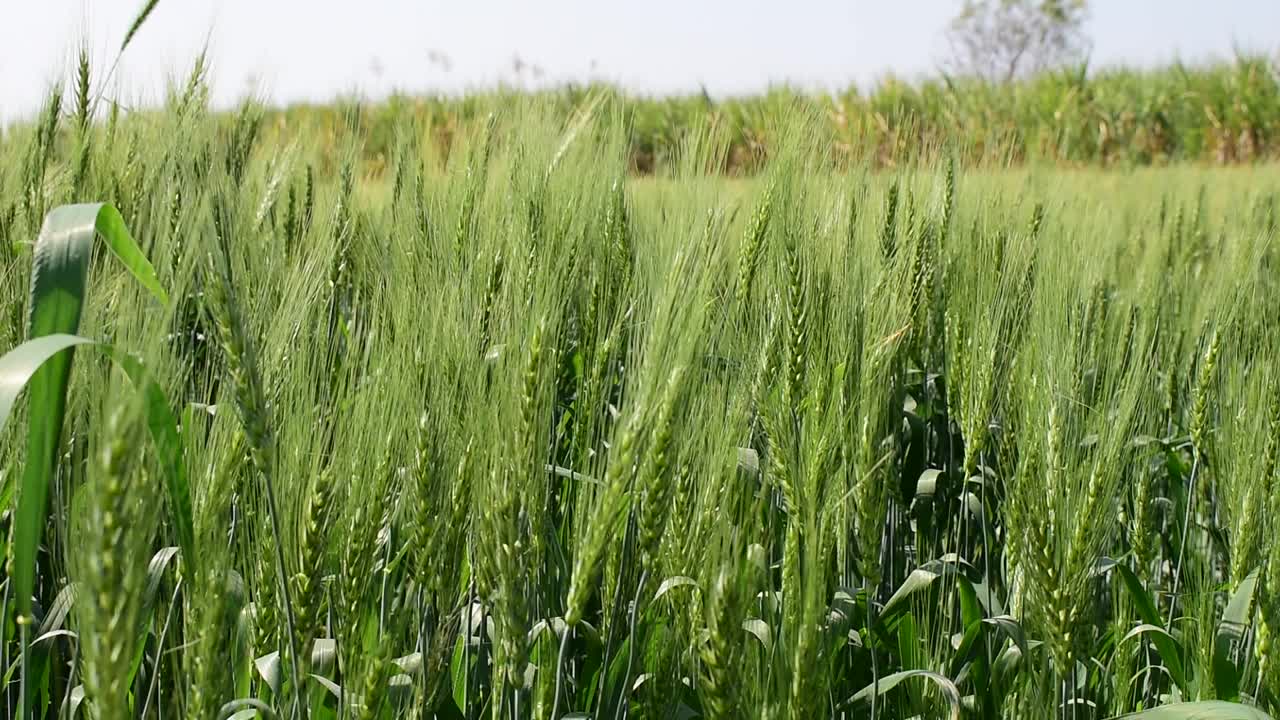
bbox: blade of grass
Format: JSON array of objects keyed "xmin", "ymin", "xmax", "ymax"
[
  {"xmin": 1115, "ymin": 564, "xmax": 1188, "ymax": 694},
  {"xmin": 1108, "ymin": 700, "xmax": 1274, "ymax": 719},
  {"xmin": 10, "ymin": 202, "xmax": 166, "ymax": 719},
  {"xmin": 838, "ymin": 669, "xmax": 961, "ymax": 720}
]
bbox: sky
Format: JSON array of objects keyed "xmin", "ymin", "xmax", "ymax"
[{"xmin": 2, "ymin": 1, "xmax": 1279, "ymax": 124}]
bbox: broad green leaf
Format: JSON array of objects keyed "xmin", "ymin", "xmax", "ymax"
[
  {"xmin": 393, "ymin": 652, "xmax": 422, "ymax": 675},
  {"xmin": 255, "ymin": 652, "xmax": 282, "ymax": 696},
  {"xmin": 68, "ymin": 685, "xmax": 85, "ymax": 718},
  {"xmin": 950, "ymin": 576, "xmax": 985, "ymax": 677},
  {"xmin": 1115, "ymin": 564, "xmax": 1161, "ymax": 625},
  {"xmin": 0, "ymin": 334, "xmax": 95, "ymax": 439},
  {"xmin": 602, "ymin": 634, "xmax": 634, "ymax": 711},
  {"xmin": 1108, "ymin": 701, "xmax": 1273, "ymax": 719},
  {"xmin": 1220, "ymin": 571, "xmax": 1259, "ymax": 643},
  {"xmin": 527, "ymin": 617, "xmax": 602, "ymax": 648},
  {"xmin": 984, "ymin": 615, "xmax": 1029, "ymax": 657},
  {"xmin": 840, "ymin": 669, "xmax": 962, "ymax": 719},
  {"xmin": 653, "ymin": 575, "xmax": 698, "ymax": 604},
  {"xmin": 1120, "ymin": 623, "xmax": 1179, "ymax": 647},
  {"xmin": 4, "ymin": 338, "xmax": 194, "ymax": 623},
  {"xmin": 141, "ymin": 547, "xmax": 181, "ymax": 612},
  {"xmin": 311, "ymin": 638, "xmax": 337, "ymax": 674},
  {"xmin": 897, "ymin": 612, "xmax": 922, "ymax": 671},
  {"xmin": 1214, "ymin": 569, "xmax": 1258, "ymax": 700},
  {"xmin": 36, "ymin": 583, "xmax": 76, "ymax": 638},
  {"xmin": 310, "ymin": 673, "xmax": 343, "ymax": 700},
  {"xmin": 951, "ymin": 618, "xmax": 985, "ymax": 679},
  {"xmin": 882, "ymin": 567, "xmax": 944, "ymax": 621},
  {"xmin": 450, "ymin": 632, "xmax": 467, "ymax": 711},
  {"xmin": 742, "ymin": 618, "xmax": 772, "ymax": 651},
  {"xmin": 1115, "ymin": 564, "xmax": 1188, "ymax": 693},
  {"xmin": 5, "ymin": 334, "xmax": 94, "ymax": 637},
  {"xmin": 31, "ymin": 629, "xmax": 76, "ymax": 647},
  {"xmin": 28, "ymin": 205, "xmax": 167, "ymax": 345},
  {"xmin": 15, "ymin": 202, "xmax": 167, "ymax": 623},
  {"xmin": 11, "ymin": 202, "xmax": 167, "ymax": 719},
  {"xmin": 882, "ymin": 554, "xmax": 979, "ymax": 622},
  {"xmin": 124, "ymin": 546, "xmax": 181, "ymax": 693},
  {"xmin": 388, "ymin": 673, "xmax": 414, "ymax": 705},
  {"xmin": 993, "ymin": 639, "xmax": 1042, "ymax": 690},
  {"xmin": 217, "ymin": 698, "xmax": 278, "ymax": 720},
  {"xmin": 916, "ymin": 468, "xmax": 944, "ymax": 497}
]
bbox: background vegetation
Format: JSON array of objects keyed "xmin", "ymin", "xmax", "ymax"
[{"xmin": 234, "ymin": 54, "xmax": 1280, "ymax": 176}]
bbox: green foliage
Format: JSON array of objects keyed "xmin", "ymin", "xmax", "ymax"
[
  {"xmin": 3, "ymin": 62, "xmax": 1280, "ymax": 720},
  {"xmin": 126, "ymin": 53, "xmax": 1280, "ymax": 177}
]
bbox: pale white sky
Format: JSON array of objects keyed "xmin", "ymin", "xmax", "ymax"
[{"xmin": 2, "ymin": 1, "xmax": 1279, "ymax": 124}]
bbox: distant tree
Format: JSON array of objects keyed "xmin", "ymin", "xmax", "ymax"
[{"xmin": 943, "ymin": 0, "xmax": 1091, "ymax": 82}]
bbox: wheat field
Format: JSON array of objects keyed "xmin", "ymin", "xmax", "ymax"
[{"xmin": 3, "ymin": 49, "xmax": 1280, "ymax": 720}]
